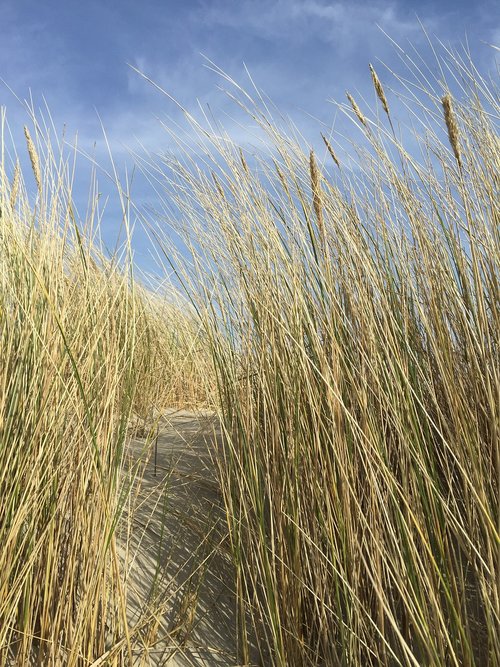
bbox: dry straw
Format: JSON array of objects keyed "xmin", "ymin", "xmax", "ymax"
[
  {"xmin": 24, "ymin": 126, "xmax": 42, "ymax": 192},
  {"xmin": 441, "ymin": 93, "xmax": 462, "ymax": 168}
]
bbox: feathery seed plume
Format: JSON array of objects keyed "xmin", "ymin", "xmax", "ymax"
[
  {"xmin": 441, "ymin": 93, "xmax": 462, "ymax": 168},
  {"xmin": 24, "ymin": 126, "xmax": 42, "ymax": 193},
  {"xmin": 10, "ymin": 159, "xmax": 20, "ymax": 209},
  {"xmin": 321, "ymin": 133, "xmax": 341, "ymax": 168},
  {"xmin": 369, "ymin": 64, "xmax": 390, "ymax": 116},
  {"xmin": 309, "ymin": 149, "xmax": 325, "ymax": 245},
  {"xmin": 274, "ymin": 160, "xmax": 290, "ymax": 198},
  {"xmin": 346, "ymin": 92, "xmax": 367, "ymax": 127},
  {"xmin": 212, "ymin": 171, "xmax": 225, "ymax": 199},
  {"xmin": 239, "ymin": 148, "xmax": 249, "ymax": 175}
]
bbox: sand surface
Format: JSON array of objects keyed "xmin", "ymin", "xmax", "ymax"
[{"xmin": 118, "ymin": 410, "xmax": 261, "ymax": 666}]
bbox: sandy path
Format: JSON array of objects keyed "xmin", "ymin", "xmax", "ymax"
[{"xmin": 118, "ymin": 410, "xmax": 260, "ymax": 666}]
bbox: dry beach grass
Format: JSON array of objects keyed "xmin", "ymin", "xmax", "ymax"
[
  {"xmin": 0, "ymin": 120, "xmax": 214, "ymax": 665},
  {"xmin": 0, "ymin": 42, "xmax": 499, "ymax": 666},
  {"xmin": 149, "ymin": 47, "xmax": 499, "ymax": 665}
]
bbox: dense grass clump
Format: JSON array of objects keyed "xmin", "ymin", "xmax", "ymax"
[
  {"xmin": 152, "ymin": 47, "xmax": 499, "ymax": 665},
  {"xmin": 0, "ymin": 117, "xmax": 211, "ymax": 665}
]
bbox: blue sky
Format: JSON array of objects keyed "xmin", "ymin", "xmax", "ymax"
[{"xmin": 2, "ymin": 0, "xmax": 499, "ymax": 270}]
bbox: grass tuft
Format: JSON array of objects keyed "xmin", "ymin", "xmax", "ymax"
[{"xmin": 151, "ymin": 43, "xmax": 499, "ymax": 666}]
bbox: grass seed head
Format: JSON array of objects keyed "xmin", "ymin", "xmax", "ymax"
[
  {"xmin": 10, "ymin": 159, "xmax": 20, "ymax": 209},
  {"xmin": 369, "ymin": 64, "xmax": 390, "ymax": 116},
  {"xmin": 346, "ymin": 92, "xmax": 367, "ymax": 127},
  {"xmin": 309, "ymin": 149, "xmax": 324, "ymax": 240},
  {"xmin": 239, "ymin": 148, "xmax": 249, "ymax": 175},
  {"xmin": 212, "ymin": 171, "xmax": 225, "ymax": 199},
  {"xmin": 321, "ymin": 133, "xmax": 341, "ymax": 168},
  {"xmin": 24, "ymin": 125, "xmax": 42, "ymax": 193},
  {"xmin": 274, "ymin": 160, "xmax": 290, "ymax": 198},
  {"xmin": 442, "ymin": 93, "xmax": 462, "ymax": 168}
]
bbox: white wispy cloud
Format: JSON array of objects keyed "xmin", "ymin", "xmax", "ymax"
[
  {"xmin": 195, "ymin": 0, "xmax": 434, "ymax": 44},
  {"xmin": 2, "ymin": 0, "xmax": 496, "ymax": 270}
]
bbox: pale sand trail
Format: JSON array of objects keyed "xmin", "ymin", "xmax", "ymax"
[{"xmin": 118, "ymin": 410, "xmax": 262, "ymax": 666}]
